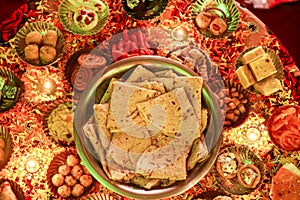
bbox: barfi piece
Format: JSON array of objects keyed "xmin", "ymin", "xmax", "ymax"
[
  {"xmin": 236, "ymin": 65, "xmax": 256, "ymax": 89},
  {"xmin": 242, "ymin": 46, "xmax": 265, "ymax": 64},
  {"xmin": 248, "ymin": 54, "xmax": 277, "ymax": 81},
  {"xmin": 253, "ymin": 76, "xmax": 282, "ymax": 96}
]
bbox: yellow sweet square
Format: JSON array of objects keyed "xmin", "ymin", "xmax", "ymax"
[
  {"xmin": 242, "ymin": 46, "xmax": 265, "ymax": 64},
  {"xmin": 236, "ymin": 65, "xmax": 256, "ymax": 89},
  {"xmin": 248, "ymin": 54, "xmax": 277, "ymax": 81}
]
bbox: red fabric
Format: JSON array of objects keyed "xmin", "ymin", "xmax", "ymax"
[
  {"xmin": 0, "ymin": 0, "xmax": 40, "ymax": 43},
  {"xmin": 0, "ymin": 3, "xmax": 28, "ymax": 42},
  {"xmin": 0, "ymin": 0, "xmax": 27, "ymax": 22}
]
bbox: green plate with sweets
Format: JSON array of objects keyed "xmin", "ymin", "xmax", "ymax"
[{"xmin": 192, "ymin": 0, "xmax": 240, "ymax": 38}]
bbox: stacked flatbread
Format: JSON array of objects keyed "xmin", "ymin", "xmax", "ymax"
[{"xmin": 84, "ymin": 65, "xmax": 209, "ymax": 189}]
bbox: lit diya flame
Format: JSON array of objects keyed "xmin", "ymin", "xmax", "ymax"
[
  {"xmin": 171, "ymin": 26, "xmax": 188, "ymax": 41},
  {"xmin": 38, "ymin": 78, "xmax": 57, "ymax": 95},
  {"xmin": 245, "ymin": 127, "xmax": 261, "ymax": 142},
  {"xmin": 26, "ymin": 158, "xmax": 40, "ymax": 173}
]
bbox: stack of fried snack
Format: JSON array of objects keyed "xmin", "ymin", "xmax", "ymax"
[{"xmin": 236, "ymin": 46, "xmax": 282, "ymax": 96}]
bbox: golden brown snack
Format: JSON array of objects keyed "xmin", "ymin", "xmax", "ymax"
[
  {"xmin": 71, "ymin": 165, "xmax": 84, "ymax": 180},
  {"xmin": 39, "ymin": 45, "xmax": 57, "ymax": 64},
  {"xmin": 58, "ymin": 164, "xmax": 71, "ymax": 176},
  {"xmin": 0, "ymin": 138, "xmax": 5, "ymax": 149},
  {"xmin": 0, "ymin": 148, "xmax": 5, "ymax": 162},
  {"xmin": 43, "ymin": 30, "xmax": 58, "ymax": 47},
  {"xmin": 25, "ymin": 31, "xmax": 43, "ymax": 45},
  {"xmin": 237, "ymin": 164, "xmax": 261, "ymax": 189},
  {"xmin": 79, "ymin": 174, "xmax": 93, "ymax": 187},
  {"xmin": 65, "ymin": 175, "xmax": 77, "ymax": 187},
  {"xmin": 195, "ymin": 12, "xmax": 212, "ymax": 29},
  {"xmin": 71, "ymin": 183, "xmax": 84, "ymax": 197},
  {"xmin": 51, "ymin": 174, "xmax": 65, "ymax": 187},
  {"xmin": 25, "ymin": 44, "xmax": 39, "ymax": 62},
  {"xmin": 236, "ymin": 65, "xmax": 256, "ymax": 89},
  {"xmin": 209, "ymin": 17, "xmax": 227, "ymax": 36},
  {"xmin": 66, "ymin": 154, "xmax": 80, "ymax": 167},
  {"xmin": 57, "ymin": 184, "xmax": 71, "ymax": 198},
  {"xmin": 82, "ymin": 165, "xmax": 90, "ymax": 175}
]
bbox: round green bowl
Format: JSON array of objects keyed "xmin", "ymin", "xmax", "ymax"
[
  {"xmin": 59, "ymin": 0, "xmax": 109, "ymax": 35},
  {"xmin": 192, "ymin": 0, "xmax": 240, "ymax": 38}
]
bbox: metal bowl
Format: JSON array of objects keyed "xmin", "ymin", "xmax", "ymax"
[{"xmin": 74, "ymin": 55, "xmax": 223, "ymax": 199}]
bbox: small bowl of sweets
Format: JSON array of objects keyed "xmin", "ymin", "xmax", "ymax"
[
  {"xmin": 59, "ymin": 0, "xmax": 109, "ymax": 35},
  {"xmin": 192, "ymin": 0, "xmax": 240, "ymax": 38},
  {"xmin": 47, "ymin": 149, "xmax": 96, "ymax": 199},
  {"xmin": 15, "ymin": 22, "xmax": 65, "ymax": 66}
]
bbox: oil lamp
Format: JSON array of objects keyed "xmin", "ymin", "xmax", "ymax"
[
  {"xmin": 26, "ymin": 157, "xmax": 40, "ymax": 173},
  {"xmin": 245, "ymin": 127, "xmax": 261, "ymax": 142},
  {"xmin": 38, "ymin": 78, "xmax": 57, "ymax": 95}
]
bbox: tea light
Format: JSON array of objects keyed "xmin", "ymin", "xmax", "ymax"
[
  {"xmin": 245, "ymin": 127, "xmax": 261, "ymax": 142},
  {"xmin": 38, "ymin": 78, "xmax": 57, "ymax": 95},
  {"xmin": 171, "ymin": 26, "xmax": 188, "ymax": 41},
  {"xmin": 26, "ymin": 158, "xmax": 40, "ymax": 173}
]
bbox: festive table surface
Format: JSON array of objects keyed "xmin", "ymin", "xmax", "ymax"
[{"xmin": 0, "ymin": 0, "xmax": 299, "ymax": 200}]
